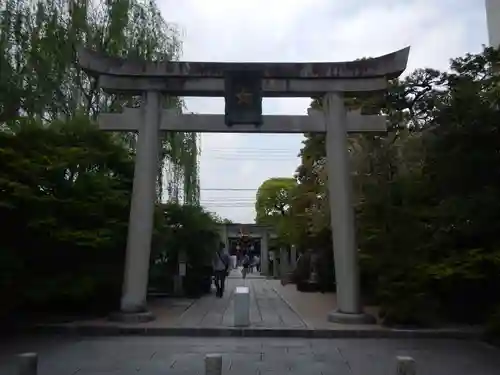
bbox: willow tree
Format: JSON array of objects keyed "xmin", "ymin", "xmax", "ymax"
[{"xmin": 0, "ymin": 0, "xmax": 199, "ymax": 203}]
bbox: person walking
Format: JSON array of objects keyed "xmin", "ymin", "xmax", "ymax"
[
  {"xmin": 241, "ymin": 252, "xmax": 250, "ymax": 279},
  {"xmin": 255, "ymin": 255, "xmax": 261, "ymax": 273},
  {"xmin": 212, "ymin": 242, "xmax": 230, "ymax": 298},
  {"xmin": 249, "ymin": 254, "xmax": 254, "ymax": 274}
]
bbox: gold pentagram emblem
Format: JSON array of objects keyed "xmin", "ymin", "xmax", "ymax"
[{"xmin": 236, "ymin": 88, "xmax": 253, "ymax": 105}]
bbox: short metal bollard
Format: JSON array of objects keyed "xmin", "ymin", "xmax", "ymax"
[
  {"xmin": 17, "ymin": 353, "xmax": 38, "ymax": 375},
  {"xmin": 396, "ymin": 356, "xmax": 416, "ymax": 375},
  {"xmin": 205, "ymin": 353, "xmax": 222, "ymax": 375},
  {"xmin": 234, "ymin": 286, "xmax": 250, "ymax": 327}
]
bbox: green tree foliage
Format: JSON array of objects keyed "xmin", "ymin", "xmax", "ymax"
[
  {"xmin": 150, "ymin": 203, "xmax": 221, "ymax": 297},
  {"xmin": 0, "ymin": 116, "xmax": 133, "ymax": 317},
  {"xmin": 255, "ymin": 177, "xmax": 297, "ymax": 245},
  {"xmin": 153, "ymin": 203, "xmax": 221, "ymax": 271},
  {"xmin": 255, "ymin": 177, "xmax": 297, "ymax": 221},
  {"xmin": 291, "ymin": 133, "xmax": 330, "ymax": 248},
  {"xmin": 289, "ymin": 47, "xmax": 500, "ymax": 327},
  {"xmin": 207, "ymin": 212, "xmax": 234, "ymax": 224},
  {"xmin": 0, "ymin": 115, "xmax": 219, "ymax": 319}
]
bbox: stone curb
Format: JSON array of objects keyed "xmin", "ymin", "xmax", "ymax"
[{"xmin": 29, "ymin": 324, "xmax": 483, "ymax": 340}]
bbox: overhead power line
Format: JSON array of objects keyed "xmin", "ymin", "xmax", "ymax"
[
  {"xmin": 202, "ymin": 204, "xmax": 255, "ymax": 207},
  {"xmin": 201, "ymin": 197, "xmax": 256, "ymax": 200},
  {"xmin": 200, "ymin": 188, "xmax": 264, "ymax": 191},
  {"xmin": 202, "ymin": 207, "xmax": 255, "ymax": 209},
  {"xmin": 202, "ymin": 200, "xmax": 256, "ymax": 203},
  {"xmin": 203, "ymin": 150, "xmax": 298, "ymax": 155},
  {"xmin": 201, "ymin": 203, "xmax": 261, "ymax": 206},
  {"xmin": 203, "ymin": 203, "xmax": 268, "ymax": 206},
  {"xmin": 201, "ymin": 148, "xmax": 300, "ymax": 155},
  {"xmin": 202, "ymin": 157, "xmax": 296, "ymax": 161},
  {"xmin": 200, "ymin": 148, "xmax": 300, "ymax": 160},
  {"xmin": 201, "ymin": 197, "xmax": 257, "ymax": 200},
  {"xmin": 203, "ymin": 147, "xmax": 299, "ymax": 152}
]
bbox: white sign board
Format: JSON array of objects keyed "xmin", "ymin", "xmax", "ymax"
[
  {"xmin": 235, "ymin": 286, "xmax": 249, "ymax": 294},
  {"xmin": 178, "ymin": 262, "xmax": 187, "ymax": 277},
  {"xmin": 234, "ymin": 286, "xmax": 250, "ymax": 327}
]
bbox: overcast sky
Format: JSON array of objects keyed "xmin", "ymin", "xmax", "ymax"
[{"xmin": 157, "ymin": 0, "xmax": 489, "ymax": 223}]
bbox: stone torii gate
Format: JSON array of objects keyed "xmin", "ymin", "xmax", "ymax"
[{"xmin": 78, "ymin": 47, "xmax": 409, "ymax": 324}]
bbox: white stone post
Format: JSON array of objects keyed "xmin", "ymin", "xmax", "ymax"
[
  {"xmin": 119, "ymin": 91, "xmax": 161, "ymax": 317},
  {"xmin": 205, "ymin": 354, "xmax": 222, "ymax": 375},
  {"xmin": 234, "ymin": 286, "xmax": 250, "ymax": 327},
  {"xmin": 396, "ymin": 356, "xmax": 416, "ymax": 375},
  {"xmin": 260, "ymin": 231, "xmax": 269, "ymax": 275},
  {"xmin": 17, "ymin": 353, "xmax": 37, "ymax": 375},
  {"xmin": 324, "ymin": 92, "xmax": 374, "ymax": 324}
]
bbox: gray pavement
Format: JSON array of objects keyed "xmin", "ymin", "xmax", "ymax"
[
  {"xmin": 33, "ymin": 274, "xmax": 483, "ymax": 340},
  {"xmin": 1, "ymin": 336, "xmax": 499, "ymax": 375},
  {"xmin": 227, "ymin": 268, "xmax": 264, "ymax": 279},
  {"xmin": 176, "ymin": 276, "xmax": 306, "ymax": 328}
]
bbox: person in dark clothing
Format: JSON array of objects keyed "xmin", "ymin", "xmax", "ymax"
[
  {"xmin": 212, "ymin": 242, "xmax": 230, "ymax": 298},
  {"xmin": 241, "ymin": 252, "xmax": 250, "ymax": 279}
]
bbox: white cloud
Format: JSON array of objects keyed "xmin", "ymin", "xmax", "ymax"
[{"xmin": 157, "ymin": 0, "xmax": 489, "ymax": 223}]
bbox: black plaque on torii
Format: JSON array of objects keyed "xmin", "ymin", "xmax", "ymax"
[{"xmin": 224, "ymin": 69, "xmax": 263, "ymax": 127}]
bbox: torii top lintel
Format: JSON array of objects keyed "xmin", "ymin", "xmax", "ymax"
[
  {"xmin": 79, "ymin": 47, "xmax": 409, "ymax": 79},
  {"xmin": 77, "ymin": 47, "xmax": 410, "ymax": 96}
]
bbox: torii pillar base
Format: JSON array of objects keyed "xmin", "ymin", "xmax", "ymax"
[
  {"xmin": 327, "ymin": 310, "xmax": 376, "ymax": 325},
  {"xmin": 109, "ymin": 310, "xmax": 155, "ymax": 323}
]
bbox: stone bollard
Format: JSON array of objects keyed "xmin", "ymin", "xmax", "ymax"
[
  {"xmin": 272, "ymin": 255, "xmax": 279, "ymax": 279},
  {"xmin": 205, "ymin": 353, "xmax": 222, "ymax": 375},
  {"xmin": 279, "ymin": 247, "xmax": 288, "ymax": 276},
  {"xmin": 17, "ymin": 353, "xmax": 38, "ymax": 375},
  {"xmin": 234, "ymin": 286, "xmax": 250, "ymax": 327},
  {"xmin": 290, "ymin": 245, "xmax": 297, "ymax": 269},
  {"xmin": 396, "ymin": 356, "xmax": 416, "ymax": 375}
]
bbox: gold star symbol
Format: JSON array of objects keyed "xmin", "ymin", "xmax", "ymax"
[{"xmin": 236, "ymin": 88, "xmax": 253, "ymax": 105}]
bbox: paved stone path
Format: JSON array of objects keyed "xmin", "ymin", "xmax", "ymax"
[
  {"xmin": 227, "ymin": 268, "xmax": 263, "ymax": 279},
  {"xmin": 1, "ymin": 336, "xmax": 499, "ymax": 375},
  {"xmin": 39, "ymin": 272, "xmax": 480, "ymax": 337},
  {"xmin": 45, "ymin": 273, "xmax": 361, "ymax": 332},
  {"xmin": 35, "ymin": 272, "xmax": 483, "ymax": 340},
  {"xmin": 176, "ymin": 274, "xmax": 306, "ymax": 328}
]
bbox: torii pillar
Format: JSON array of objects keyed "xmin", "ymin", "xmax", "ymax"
[
  {"xmin": 486, "ymin": 0, "xmax": 500, "ymax": 48},
  {"xmin": 324, "ymin": 93, "xmax": 371, "ymax": 323},
  {"xmin": 260, "ymin": 228, "xmax": 269, "ymax": 275},
  {"xmin": 111, "ymin": 92, "xmax": 161, "ymax": 321}
]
